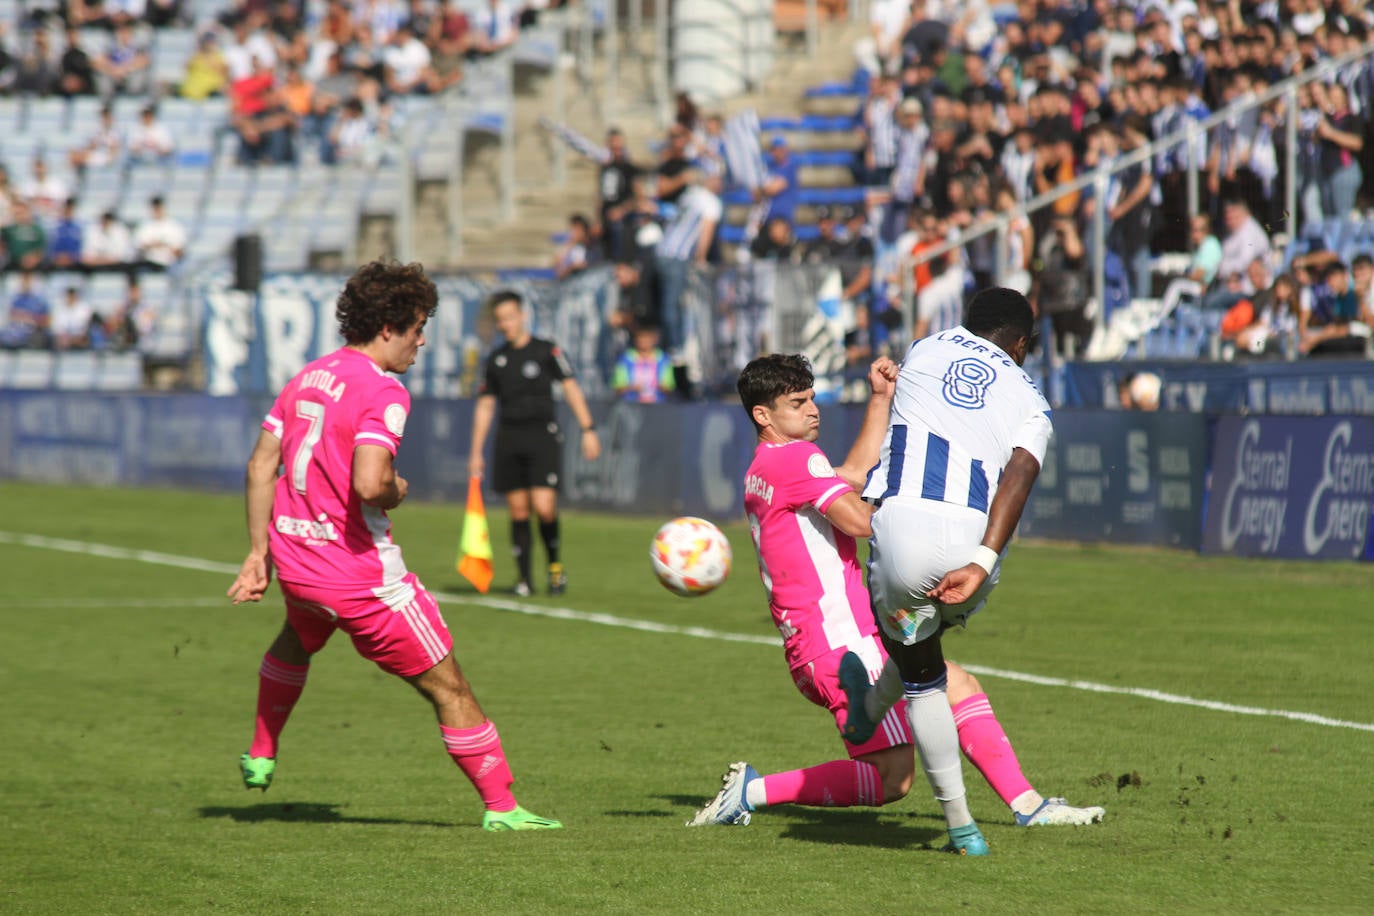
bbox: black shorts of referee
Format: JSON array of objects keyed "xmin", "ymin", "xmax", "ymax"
[{"xmin": 491, "ymin": 420, "xmax": 565, "ymax": 493}]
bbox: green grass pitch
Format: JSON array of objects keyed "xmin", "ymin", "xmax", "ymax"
[{"xmin": 1, "ymin": 481, "xmax": 1371, "ymax": 914}]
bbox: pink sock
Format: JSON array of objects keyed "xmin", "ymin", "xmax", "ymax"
[
  {"xmin": 440, "ymin": 721, "xmax": 517, "ymax": 812},
  {"xmin": 249, "ymin": 653, "xmax": 309, "ymax": 758},
  {"xmin": 760, "ymin": 760, "xmax": 883, "ymax": 808},
  {"xmin": 952, "ymin": 693, "xmax": 1034, "ymax": 806}
]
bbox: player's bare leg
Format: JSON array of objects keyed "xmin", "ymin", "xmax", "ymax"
[
  {"xmin": 529, "ymin": 486, "xmax": 564, "ymax": 596},
  {"xmin": 408, "ymin": 654, "xmax": 561, "ymax": 831},
  {"xmin": 241, "ymin": 621, "xmax": 313, "ymax": 791},
  {"xmin": 946, "ymin": 664, "xmax": 1104, "ymax": 826},
  {"xmin": 505, "ymin": 489, "xmax": 534, "ymax": 596}
]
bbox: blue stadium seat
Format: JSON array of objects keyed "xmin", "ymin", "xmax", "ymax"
[
  {"xmin": 793, "ymin": 150, "xmax": 859, "ymax": 168},
  {"xmin": 9, "ymin": 351, "xmax": 55, "ymax": 389},
  {"xmin": 97, "ymin": 352, "xmax": 144, "ymax": 390},
  {"xmin": 718, "ymin": 225, "xmax": 747, "ymax": 245},
  {"xmin": 797, "ymin": 187, "xmax": 866, "ymax": 206},
  {"xmin": 54, "ymin": 351, "xmax": 101, "ymax": 390}
]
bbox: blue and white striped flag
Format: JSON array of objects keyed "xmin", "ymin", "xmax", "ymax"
[{"xmin": 723, "ymin": 110, "xmax": 770, "ymax": 245}]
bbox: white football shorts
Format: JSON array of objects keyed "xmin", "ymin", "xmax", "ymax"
[{"xmin": 866, "ymin": 495, "xmax": 1002, "ymax": 646}]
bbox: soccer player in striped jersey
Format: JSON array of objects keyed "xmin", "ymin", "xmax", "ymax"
[
  {"xmin": 849, "ymin": 287, "xmax": 1101, "ymax": 854},
  {"xmin": 689, "ymin": 340, "xmax": 1103, "ymax": 845},
  {"xmin": 227, "ymin": 260, "xmax": 560, "ymax": 832}
]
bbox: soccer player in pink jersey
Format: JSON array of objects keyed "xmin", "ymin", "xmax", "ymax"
[
  {"xmin": 226, "ymin": 260, "xmax": 561, "ymax": 832},
  {"xmin": 688, "ymin": 353, "xmax": 1103, "ymax": 846}
]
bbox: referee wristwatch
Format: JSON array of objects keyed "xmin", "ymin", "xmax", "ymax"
[{"xmin": 581, "ymin": 423, "xmax": 596, "ymax": 433}]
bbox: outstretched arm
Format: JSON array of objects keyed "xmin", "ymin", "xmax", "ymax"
[
  {"xmin": 227, "ymin": 431, "xmax": 281, "ymax": 604},
  {"xmin": 835, "ymin": 356, "xmax": 897, "ymax": 491},
  {"xmin": 927, "ymin": 446, "xmax": 1040, "ymax": 604}
]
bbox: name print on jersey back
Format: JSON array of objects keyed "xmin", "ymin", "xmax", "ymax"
[{"xmin": 862, "ymin": 327, "xmax": 1054, "ymax": 514}]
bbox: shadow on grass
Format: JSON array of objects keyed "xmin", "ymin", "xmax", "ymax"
[
  {"xmin": 645, "ymin": 795, "xmax": 945, "ymax": 848},
  {"xmin": 772, "ymin": 807, "xmax": 945, "ymax": 849},
  {"xmin": 199, "ymin": 802, "xmax": 456, "ymax": 828}
]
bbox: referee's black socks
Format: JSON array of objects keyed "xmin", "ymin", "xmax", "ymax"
[
  {"xmin": 539, "ymin": 518, "xmax": 560, "ymax": 565},
  {"xmin": 511, "ymin": 519, "xmax": 533, "ymax": 585}
]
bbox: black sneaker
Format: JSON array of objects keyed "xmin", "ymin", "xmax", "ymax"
[{"xmin": 547, "ymin": 563, "xmax": 567, "ymax": 596}]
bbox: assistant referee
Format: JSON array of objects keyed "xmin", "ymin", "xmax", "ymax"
[{"xmin": 469, "ymin": 291, "xmax": 601, "ymax": 596}]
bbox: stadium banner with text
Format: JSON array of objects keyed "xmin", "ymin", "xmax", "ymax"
[
  {"xmin": 1061, "ymin": 361, "xmax": 1374, "ymax": 415},
  {"xmin": 195, "ymin": 264, "xmax": 862, "ymax": 402},
  {"xmin": 199, "ymin": 269, "xmax": 622, "ymax": 402},
  {"xmin": 1202, "ymin": 416, "xmax": 1374, "ymax": 561},
  {"xmin": 1016, "ymin": 410, "xmax": 1209, "ymax": 549},
  {"xmin": 3, "ymin": 395, "xmax": 1218, "ymax": 548}
]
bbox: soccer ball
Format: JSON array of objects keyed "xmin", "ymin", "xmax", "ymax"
[{"xmin": 650, "ymin": 517, "xmax": 732, "ymax": 597}]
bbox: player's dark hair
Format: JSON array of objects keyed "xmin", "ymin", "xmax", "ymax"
[
  {"xmin": 335, "ymin": 259, "xmax": 438, "ymax": 344},
  {"xmin": 486, "ymin": 289, "xmax": 523, "ymax": 313},
  {"xmin": 965, "ymin": 286, "xmax": 1035, "ymax": 343},
  {"xmin": 737, "ymin": 354, "xmax": 814, "ymax": 433}
]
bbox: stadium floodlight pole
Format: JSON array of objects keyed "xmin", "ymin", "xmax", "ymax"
[{"xmin": 1285, "ymin": 82, "xmax": 1298, "ymax": 247}]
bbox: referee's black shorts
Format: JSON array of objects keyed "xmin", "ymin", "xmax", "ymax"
[{"xmin": 492, "ymin": 421, "xmax": 565, "ymax": 493}]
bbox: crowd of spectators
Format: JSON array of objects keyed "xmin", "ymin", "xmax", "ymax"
[
  {"xmin": 552, "ymin": 0, "xmax": 1374, "ymax": 380},
  {"xmin": 0, "ymin": 0, "xmax": 565, "ymax": 167},
  {"xmin": 852, "ymin": 0, "xmax": 1374, "ymax": 358},
  {"xmin": 1, "ymin": 154, "xmax": 185, "ymax": 351}
]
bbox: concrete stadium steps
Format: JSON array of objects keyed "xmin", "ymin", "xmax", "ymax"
[{"xmin": 444, "ymin": 16, "xmax": 867, "ymax": 269}]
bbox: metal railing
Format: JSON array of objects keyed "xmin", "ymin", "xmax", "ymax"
[{"xmin": 903, "ymin": 40, "xmax": 1374, "ymax": 342}]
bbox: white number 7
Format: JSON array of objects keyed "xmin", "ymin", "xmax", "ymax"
[{"xmin": 292, "ymin": 401, "xmax": 327, "ymax": 494}]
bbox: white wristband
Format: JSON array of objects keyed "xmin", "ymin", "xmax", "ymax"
[{"xmin": 971, "ymin": 545, "xmax": 1000, "ymax": 576}]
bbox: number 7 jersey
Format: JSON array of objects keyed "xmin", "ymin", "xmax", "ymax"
[
  {"xmin": 263, "ymin": 347, "xmax": 412, "ymax": 590},
  {"xmin": 861, "ymin": 326, "xmax": 1053, "ymax": 513}
]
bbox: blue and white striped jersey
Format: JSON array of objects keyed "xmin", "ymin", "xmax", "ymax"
[{"xmin": 862, "ymin": 326, "xmax": 1053, "ymax": 513}]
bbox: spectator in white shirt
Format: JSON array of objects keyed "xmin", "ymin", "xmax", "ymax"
[
  {"xmin": 19, "ymin": 158, "xmax": 72, "ymax": 226},
  {"xmin": 471, "ymin": 0, "xmax": 519, "ymax": 56},
  {"xmin": 322, "ymin": 97, "xmax": 373, "ymax": 164},
  {"xmin": 68, "ymin": 105, "xmax": 123, "ymax": 172},
  {"xmin": 127, "ymin": 105, "xmax": 175, "ymax": 164},
  {"xmin": 134, "ymin": 196, "xmax": 187, "ymax": 268},
  {"xmin": 383, "ymin": 25, "xmax": 453, "ymax": 94},
  {"xmin": 223, "ymin": 14, "xmax": 279, "ymax": 82},
  {"xmin": 1217, "ymin": 198, "xmax": 1271, "ymax": 287},
  {"xmin": 51, "ymin": 285, "xmax": 95, "ymax": 350},
  {"xmin": 83, "ymin": 211, "xmax": 135, "ymax": 268}
]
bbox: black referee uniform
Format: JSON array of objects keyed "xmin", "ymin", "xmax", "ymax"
[{"xmin": 480, "ymin": 337, "xmax": 575, "ymax": 493}]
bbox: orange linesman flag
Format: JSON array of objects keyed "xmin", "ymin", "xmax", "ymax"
[{"xmin": 456, "ymin": 476, "xmax": 494, "ymax": 593}]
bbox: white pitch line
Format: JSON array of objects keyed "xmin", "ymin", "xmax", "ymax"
[
  {"xmin": 4, "ymin": 530, "xmax": 1372, "ymax": 733},
  {"xmin": 0, "ymin": 596, "xmax": 227, "ymax": 609}
]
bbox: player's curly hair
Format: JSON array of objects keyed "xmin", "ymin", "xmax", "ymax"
[
  {"xmin": 335, "ymin": 260, "xmax": 438, "ymax": 344},
  {"xmin": 737, "ymin": 353, "xmax": 814, "ymax": 432}
]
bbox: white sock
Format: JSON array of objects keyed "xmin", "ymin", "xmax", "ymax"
[
  {"xmin": 1010, "ymin": 789, "xmax": 1045, "ymax": 817},
  {"xmin": 745, "ymin": 778, "xmax": 768, "ymax": 809},
  {"xmin": 906, "ymin": 687, "xmax": 972, "ymax": 829},
  {"xmin": 864, "ymin": 658, "xmax": 904, "ymax": 723}
]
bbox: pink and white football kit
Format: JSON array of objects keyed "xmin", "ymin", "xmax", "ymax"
[
  {"xmin": 744, "ymin": 440, "xmax": 911, "ymax": 756},
  {"xmin": 264, "ymin": 347, "xmax": 451, "ymax": 677}
]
